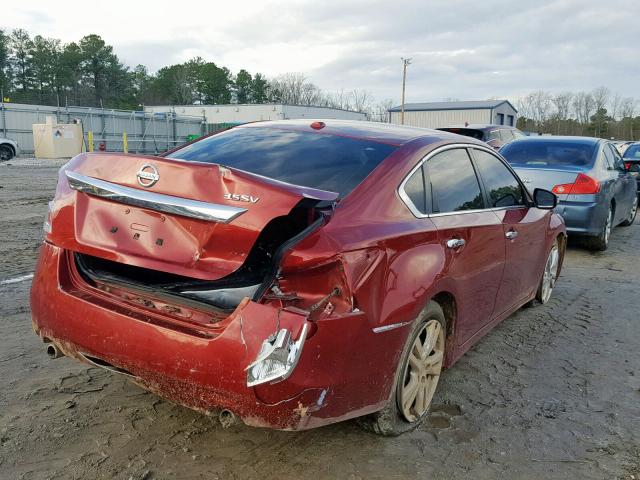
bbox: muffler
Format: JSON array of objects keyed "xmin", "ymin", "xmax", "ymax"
[
  {"xmin": 219, "ymin": 409, "xmax": 237, "ymax": 428},
  {"xmin": 46, "ymin": 343, "xmax": 64, "ymax": 359}
]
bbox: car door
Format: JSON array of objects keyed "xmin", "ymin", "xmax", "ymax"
[
  {"xmin": 603, "ymin": 143, "xmax": 633, "ymax": 226},
  {"xmin": 470, "ymin": 147, "xmax": 548, "ymax": 315},
  {"xmin": 608, "ymin": 143, "xmax": 636, "ymax": 221},
  {"xmin": 421, "ymin": 147, "xmax": 506, "ymax": 346}
]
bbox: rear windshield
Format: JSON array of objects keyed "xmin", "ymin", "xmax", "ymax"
[
  {"xmin": 623, "ymin": 145, "xmax": 640, "ymax": 160},
  {"xmin": 501, "ymin": 140, "xmax": 597, "ymax": 170},
  {"xmin": 166, "ymin": 127, "xmax": 397, "ymax": 197},
  {"xmin": 437, "ymin": 128, "xmax": 484, "ymax": 140}
]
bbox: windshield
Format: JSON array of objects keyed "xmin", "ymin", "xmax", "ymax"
[
  {"xmin": 167, "ymin": 127, "xmax": 397, "ymax": 197},
  {"xmin": 501, "ymin": 140, "xmax": 597, "ymax": 170},
  {"xmin": 623, "ymin": 144, "xmax": 640, "ymax": 159}
]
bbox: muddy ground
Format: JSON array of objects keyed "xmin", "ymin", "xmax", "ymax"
[{"xmin": 1, "ymin": 157, "xmax": 639, "ymax": 480}]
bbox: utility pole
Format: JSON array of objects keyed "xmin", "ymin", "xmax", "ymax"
[{"xmin": 400, "ymin": 57, "xmax": 412, "ymax": 125}]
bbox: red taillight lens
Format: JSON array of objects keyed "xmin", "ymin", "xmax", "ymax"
[
  {"xmin": 624, "ymin": 162, "xmax": 631, "ymax": 170},
  {"xmin": 552, "ymin": 173, "xmax": 600, "ymax": 195}
]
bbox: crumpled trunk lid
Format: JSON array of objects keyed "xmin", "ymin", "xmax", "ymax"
[{"xmin": 49, "ymin": 153, "xmax": 337, "ymax": 281}]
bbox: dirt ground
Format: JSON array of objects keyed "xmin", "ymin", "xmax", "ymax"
[{"xmin": 1, "ymin": 158, "xmax": 639, "ymax": 480}]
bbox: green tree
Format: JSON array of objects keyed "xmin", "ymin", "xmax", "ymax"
[
  {"xmin": 9, "ymin": 29, "xmax": 34, "ymax": 93},
  {"xmin": 154, "ymin": 63, "xmax": 194, "ymax": 104},
  {"xmin": 78, "ymin": 34, "xmax": 119, "ymax": 105},
  {"xmin": 0, "ymin": 30, "xmax": 11, "ymax": 97},
  {"xmin": 58, "ymin": 42, "xmax": 83, "ymax": 105},
  {"xmin": 235, "ymin": 69, "xmax": 252, "ymax": 103},
  {"xmin": 199, "ymin": 61, "xmax": 232, "ymax": 104},
  {"xmin": 251, "ymin": 73, "xmax": 269, "ymax": 103},
  {"xmin": 30, "ymin": 35, "xmax": 61, "ymax": 103}
]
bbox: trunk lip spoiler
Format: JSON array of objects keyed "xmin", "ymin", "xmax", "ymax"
[{"xmin": 65, "ymin": 170, "xmax": 247, "ymax": 223}]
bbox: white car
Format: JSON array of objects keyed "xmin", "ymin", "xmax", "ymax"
[{"xmin": 0, "ymin": 138, "xmax": 18, "ymax": 161}]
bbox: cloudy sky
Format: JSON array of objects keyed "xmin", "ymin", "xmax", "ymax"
[{"xmin": 3, "ymin": 0, "xmax": 639, "ymax": 105}]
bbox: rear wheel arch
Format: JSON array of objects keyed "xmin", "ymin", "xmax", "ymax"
[{"xmin": 431, "ymin": 291, "xmax": 457, "ymax": 360}]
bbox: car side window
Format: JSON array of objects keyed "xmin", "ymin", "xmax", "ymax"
[
  {"xmin": 603, "ymin": 144, "xmax": 615, "ymax": 170},
  {"xmin": 609, "ymin": 144, "xmax": 625, "ymax": 171},
  {"xmin": 402, "ymin": 165, "xmax": 428, "ymax": 214},
  {"xmin": 425, "ymin": 149, "xmax": 484, "ymax": 213},
  {"xmin": 499, "ymin": 129, "xmax": 514, "ymax": 142},
  {"xmin": 472, "ymin": 148, "xmax": 526, "ymax": 208},
  {"xmin": 487, "ymin": 130, "xmax": 500, "ymax": 141}
]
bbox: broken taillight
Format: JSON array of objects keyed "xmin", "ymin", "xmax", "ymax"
[
  {"xmin": 552, "ymin": 173, "xmax": 600, "ymax": 195},
  {"xmin": 246, "ymin": 323, "xmax": 309, "ymax": 387}
]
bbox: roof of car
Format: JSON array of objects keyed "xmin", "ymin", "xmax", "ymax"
[
  {"xmin": 238, "ymin": 119, "xmax": 470, "ymax": 147},
  {"xmin": 440, "ymin": 124, "xmax": 520, "ymax": 131}
]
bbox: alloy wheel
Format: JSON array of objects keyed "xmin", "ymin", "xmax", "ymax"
[
  {"xmin": 399, "ymin": 320, "xmax": 445, "ymax": 422},
  {"xmin": 540, "ymin": 244, "xmax": 559, "ymax": 304}
]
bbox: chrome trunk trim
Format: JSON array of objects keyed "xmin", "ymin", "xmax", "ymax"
[{"xmin": 66, "ymin": 170, "xmax": 247, "ymax": 223}]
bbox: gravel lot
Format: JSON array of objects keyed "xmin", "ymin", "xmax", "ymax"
[{"xmin": 1, "ymin": 158, "xmax": 639, "ymax": 480}]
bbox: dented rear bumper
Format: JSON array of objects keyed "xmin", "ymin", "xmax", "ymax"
[{"xmin": 30, "ymin": 243, "xmax": 396, "ymax": 430}]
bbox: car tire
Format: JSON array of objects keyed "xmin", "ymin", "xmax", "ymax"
[
  {"xmin": 585, "ymin": 205, "xmax": 613, "ymax": 251},
  {"xmin": 360, "ymin": 301, "xmax": 446, "ymax": 436},
  {"xmin": 0, "ymin": 144, "xmax": 14, "ymax": 162},
  {"xmin": 620, "ymin": 196, "xmax": 638, "ymax": 227},
  {"xmin": 535, "ymin": 239, "xmax": 560, "ymax": 304}
]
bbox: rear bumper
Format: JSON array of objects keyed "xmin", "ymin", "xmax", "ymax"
[
  {"xmin": 30, "ymin": 243, "xmax": 397, "ymax": 430},
  {"xmin": 555, "ymin": 200, "xmax": 606, "ymax": 236}
]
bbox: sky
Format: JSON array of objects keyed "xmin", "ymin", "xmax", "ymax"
[{"xmin": 3, "ymin": 0, "xmax": 639, "ymax": 106}]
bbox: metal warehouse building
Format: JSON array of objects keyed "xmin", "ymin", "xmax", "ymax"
[
  {"xmin": 145, "ymin": 104, "xmax": 366, "ymax": 128},
  {"xmin": 388, "ymin": 100, "xmax": 518, "ymax": 129}
]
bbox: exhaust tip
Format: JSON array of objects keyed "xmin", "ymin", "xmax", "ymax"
[
  {"xmin": 219, "ymin": 409, "xmax": 237, "ymax": 428},
  {"xmin": 46, "ymin": 344, "xmax": 63, "ymax": 359}
]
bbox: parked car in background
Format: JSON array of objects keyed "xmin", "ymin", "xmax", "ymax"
[
  {"xmin": 501, "ymin": 136, "xmax": 638, "ymax": 251},
  {"xmin": 31, "ymin": 120, "xmax": 565, "ymax": 435},
  {"xmin": 613, "ymin": 140, "xmax": 634, "ymax": 156},
  {"xmin": 623, "ymin": 142, "xmax": 640, "ymax": 196},
  {"xmin": 437, "ymin": 124, "xmax": 525, "ymax": 150},
  {"xmin": 0, "ymin": 137, "xmax": 19, "ymax": 161}
]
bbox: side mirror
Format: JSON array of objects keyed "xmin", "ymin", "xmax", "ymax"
[{"xmin": 533, "ymin": 188, "xmax": 557, "ymax": 210}]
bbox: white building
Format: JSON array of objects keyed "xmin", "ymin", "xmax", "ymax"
[
  {"xmin": 388, "ymin": 100, "xmax": 518, "ymax": 129},
  {"xmin": 145, "ymin": 104, "xmax": 367, "ymax": 127}
]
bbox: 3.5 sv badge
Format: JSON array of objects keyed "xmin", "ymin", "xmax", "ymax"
[{"xmin": 223, "ymin": 193, "xmax": 260, "ymax": 203}]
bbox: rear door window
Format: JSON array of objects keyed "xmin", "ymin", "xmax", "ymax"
[
  {"xmin": 425, "ymin": 149, "xmax": 484, "ymax": 213},
  {"xmin": 603, "ymin": 144, "xmax": 615, "ymax": 170},
  {"xmin": 472, "ymin": 149, "xmax": 526, "ymax": 208},
  {"xmin": 167, "ymin": 127, "xmax": 397, "ymax": 197},
  {"xmin": 402, "ymin": 166, "xmax": 428, "ymax": 214},
  {"xmin": 608, "ymin": 144, "xmax": 625, "ymax": 170}
]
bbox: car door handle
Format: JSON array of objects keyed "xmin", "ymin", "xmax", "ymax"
[
  {"xmin": 505, "ymin": 230, "xmax": 519, "ymax": 240},
  {"xmin": 446, "ymin": 238, "xmax": 466, "ymax": 249}
]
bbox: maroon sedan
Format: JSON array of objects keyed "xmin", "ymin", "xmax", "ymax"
[{"xmin": 31, "ymin": 120, "xmax": 565, "ymax": 434}]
